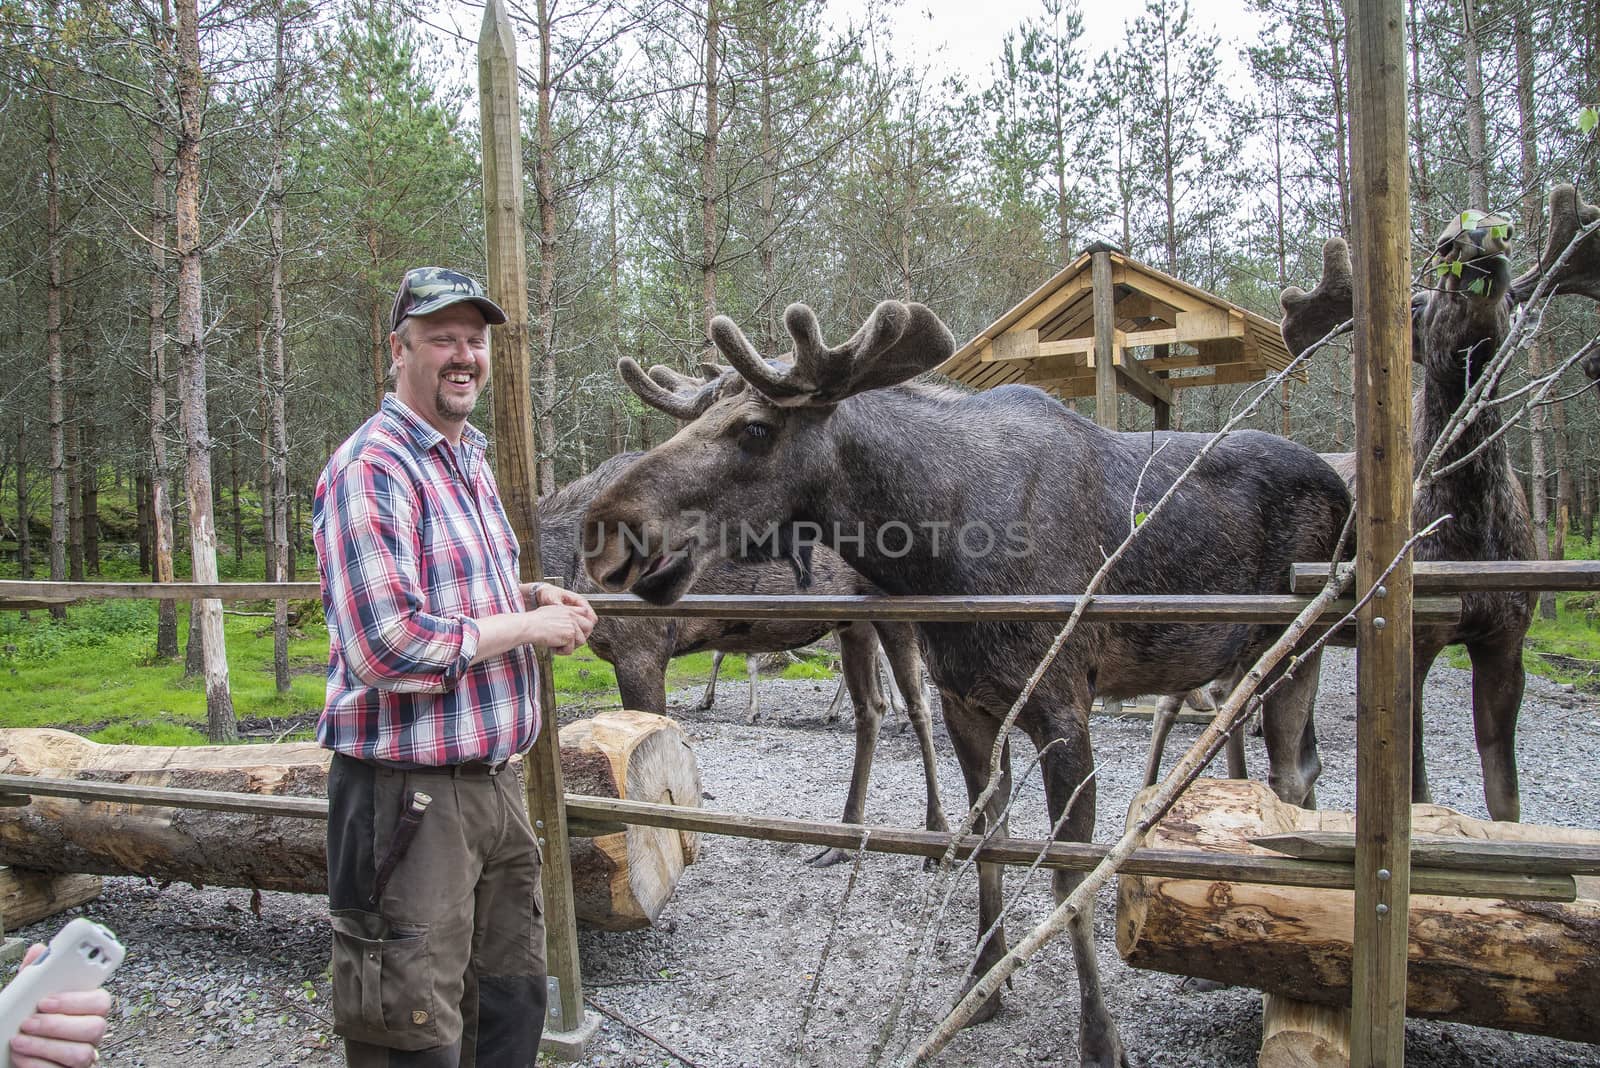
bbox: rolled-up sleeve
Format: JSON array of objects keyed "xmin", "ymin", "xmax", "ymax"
[{"xmin": 322, "ymin": 459, "xmax": 476, "ymax": 692}]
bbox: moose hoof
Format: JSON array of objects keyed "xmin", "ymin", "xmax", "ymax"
[{"xmin": 805, "ymin": 846, "xmax": 853, "ymax": 868}]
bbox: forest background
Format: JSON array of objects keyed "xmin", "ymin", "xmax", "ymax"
[{"xmin": 3, "ymin": 0, "xmax": 1599, "ymax": 741}]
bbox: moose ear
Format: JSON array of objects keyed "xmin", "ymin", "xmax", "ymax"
[{"xmin": 1279, "ymin": 238, "xmax": 1354, "ymax": 359}]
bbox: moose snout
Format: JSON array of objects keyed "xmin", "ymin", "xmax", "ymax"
[{"xmin": 580, "ymin": 511, "xmax": 641, "ymax": 592}]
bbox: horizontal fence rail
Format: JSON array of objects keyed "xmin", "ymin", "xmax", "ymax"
[
  {"xmin": 0, "ymin": 580, "xmax": 1463, "ymax": 626},
  {"xmin": 0, "ymin": 774, "xmax": 1577, "ymax": 903},
  {"xmin": 1290, "ymin": 559, "xmax": 1600, "ymax": 593}
]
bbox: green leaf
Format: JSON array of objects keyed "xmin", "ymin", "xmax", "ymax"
[
  {"xmin": 1467, "ymin": 277, "xmax": 1487, "ymax": 296},
  {"xmin": 1581, "ymin": 106, "xmax": 1600, "ymax": 134},
  {"xmin": 1135, "ymin": 511, "xmax": 1149, "ymax": 527}
]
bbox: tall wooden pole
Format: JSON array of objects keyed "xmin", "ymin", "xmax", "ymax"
[
  {"xmin": 478, "ymin": 0, "xmax": 592, "ymax": 1053},
  {"xmin": 1347, "ymin": 0, "xmax": 1414, "ymax": 1059},
  {"xmin": 1092, "ymin": 250, "xmax": 1119, "ymax": 430}
]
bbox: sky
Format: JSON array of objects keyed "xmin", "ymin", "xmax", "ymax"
[{"xmin": 824, "ymin": 0, "xmax": 1261, "ymax": 90}]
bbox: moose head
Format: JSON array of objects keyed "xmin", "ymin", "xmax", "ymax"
[
  {"xmin": 582, "ymin": 301, "xmax": 957, "ymax": 604},
  {"xmin": 1280, "ymin": 184, "xmax": 1600, "ymax": 386}
]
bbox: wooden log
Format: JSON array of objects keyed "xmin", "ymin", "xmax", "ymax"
[
  {"xmin": 1258, "ymin": 995, "xmax": 1350, "ymax": 1068},
  {"xmin": 0, "ymin": 868, "xmax": 102, "ymax": 930},
  {"xmin": 559, "ymin": 710, "xmax": 701, "ymax": 931},
  {"xmin": 1116, "ymin": 779, "xmax": 1600, "ymax": 1043},
  {"xmin": 0, "ymin": 717, "xmax": 700, "ymax": 930}
]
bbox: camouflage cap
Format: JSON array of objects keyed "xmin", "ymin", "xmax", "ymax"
[{"xmin": 390, "ymin": 266, "xmax": 508, "ymax": 333}]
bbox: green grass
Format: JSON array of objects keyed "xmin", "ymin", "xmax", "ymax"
[
  {"xmin": 0, "ymin": 599, "xmax": 329, "ymax": 740},
  {"xmin": 0, "ymin": 581, "xmax": 796, "ymax": 744}
]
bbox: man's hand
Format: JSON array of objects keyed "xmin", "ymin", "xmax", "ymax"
[
  {"xmin": 8, "ymin": 943, "xmax": 110, "ymax": 1068},
  {"xmin": 523, "ymin": 582, "xmax": 598, "ymax": 626},
  {"xmin": 524, "ymin": 605, "xmax": 593, "ymax": 656},
  {"xmin": 473, "ymin": 587, "xmax": 598, "ymax": 664}
]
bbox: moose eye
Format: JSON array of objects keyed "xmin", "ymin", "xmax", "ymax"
[{"xmin": 737, "ymin": 420, "xmax": 775, "ymax": 454}]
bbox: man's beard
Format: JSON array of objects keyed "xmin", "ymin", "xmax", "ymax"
[{"xmin": 435, "ymin": 385, "xmax": 477, "ymax": 421}]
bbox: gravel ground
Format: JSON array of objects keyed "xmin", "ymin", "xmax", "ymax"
[{"xmin": 10, "ymin": 646, "xmax": 1600, "ymax": 1067}]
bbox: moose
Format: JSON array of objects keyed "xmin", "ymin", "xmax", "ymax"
[
  {"xmin": 581, "ymin": 302, "xmax": 1350, "ymax": 1065},
  {"xmin": 1271, "ymin": 184, "xmax": 1600, "ymax": 822},
  {"xmin": 539, "ymin": 451, "xmax": 948, "ymax": 865}
]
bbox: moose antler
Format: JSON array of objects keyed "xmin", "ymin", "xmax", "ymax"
[
  {"xmin": 1510, "ymin": 184, "xmax": 1600, "ymax": 304},
  {"xmin": 1279, "ymin": 239, "xmax": 1355, "ymax": 359},
  {"xmin": 617, "ymin": 357, "xmax": 726, "ymax": 420},
  {"xmin": 711, "ymin": 300, "xmax": 956, "ymax": 407}
]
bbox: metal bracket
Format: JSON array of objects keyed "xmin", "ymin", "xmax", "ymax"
[{"xmin": 546, "ymin": 976, "xmax": 564, "ymax": 1032}]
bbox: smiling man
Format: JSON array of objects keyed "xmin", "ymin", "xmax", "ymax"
[{"xmin": 313, "ymin": 266, "xmax": 597, "ymax": 1067}]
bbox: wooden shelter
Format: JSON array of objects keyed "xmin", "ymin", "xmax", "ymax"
[{"xmin": 936, "ymin": 243, "xmax": 1295, "ymax": 430}]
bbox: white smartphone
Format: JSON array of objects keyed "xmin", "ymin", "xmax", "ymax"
[{"xmin": 0, "ymin": 918, "xmax": 124, "ymax": 1068}]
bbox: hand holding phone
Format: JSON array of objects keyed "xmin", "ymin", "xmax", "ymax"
[{"xmin": 0, "ymin": 919, "xmax": 122, "ymax": 1068}]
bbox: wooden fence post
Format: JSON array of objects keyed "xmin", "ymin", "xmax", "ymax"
[
  {"xmin": 1347, "ymin": 0, "xmax": 1414, "ymax": 1060},
  {"xmin": 478, "ymin": 0, "xmax": 596, "ymax": 1056}
]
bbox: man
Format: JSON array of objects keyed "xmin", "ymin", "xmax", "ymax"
[{"xmin": 314, "ymin": 266, "xmax": 597, "ymax": 1067}]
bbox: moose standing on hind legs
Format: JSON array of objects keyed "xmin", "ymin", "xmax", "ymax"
[
  {"xmin": 1277, "ymin": 184, "xmax": 1600, "ymax": 823},
  {"xmin": 581, "ymin": 299, "xmax": 1350, "ymax": 1066}
]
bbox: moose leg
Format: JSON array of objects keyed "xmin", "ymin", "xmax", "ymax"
[
  {"xmin": 880, "ymin": 645, "xmax": 907, "ymax": 723},
  {"xmin": 1020, "ymin": 702, "xmax": 1127, "ymax": 1068},
  {"xmin": 874, "ymin": 621, "xmax": 948, "ymax": 836},
  {"xmin": 806, "ymin": 624, "xmax": 888, "ymax": 868},
  {"xmin": 615, "ymin": 650, "xmax": 671, "ymax": 717},
  {"xmin": 744, "ymin": 654, "xmax": 760, "ymax": 724},
  {"xmin": 1410, "ymin": 641, "xmax": 1447, "ymax": 805},
  {"xmin": 699, "ymin": 650, "xmax": 725, "ymax": 711},
  {"xmin": 1259, "ymin": 649, "xmax": 1323, "ymax": 809},
  {"xmin": 1468, "ymin": 637, "xmax": 1524, "ymax": 822},
  {"xmin": 942, "ymin": 696, "xmax": 1011, "ymax": 1026},
  {"xmin": 1141, "ymin": 692, "xmax": 1184, "ymax": 788}
]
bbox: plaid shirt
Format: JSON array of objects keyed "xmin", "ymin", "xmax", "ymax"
[{"xmin": 314, "ymin": 394, "xmax": 538, "ymax": 766}]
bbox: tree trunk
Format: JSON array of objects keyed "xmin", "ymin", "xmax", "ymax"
[
  {"xmin": 175, "ymin": 0, "xmax": 235, "ymax": 742},
  {"xmin": 136, "ymin": 471, "xmax": 152, "ymax": 572},
  {"xmin": 13, "ymin": 422, "xmax": 28, "ymax": 578},
  {"xmin": 368, "ymin": 234, "xmax": 385, "ymax": 412},
  {"xmin": 1513, "ymin": 5, "xmax": 1555, "ymax": 619},
  {"xmin": 1407, "ymin": 0, "xmax": 1435, "ymax": 239},
  {"xmin": 45, "ymin": 84, "xmax": 66, "ymax": 621},
  {"xmin": 148, "ymin": 96, "xmax": 179, "ymax": 660},
  {"xmin": 0, "ymin": 719, "xmax": 701, "ymax": 930},
  {"xmin": 700, "ymin": 0, "xmax": 721, "ymax": 337},
  {"xmin": 1116, "ymin": 779, "xmax": 1600, "ymax": 1043},
  {"xmin": 65, "ymin": 333, "xmax": 82, "ymax": 583},
  {"xmin": 80, "ymin": 377, "xmax": 98, "ymax": 576},
  {"xmin": 229, "ymin": 439, "xmax": 242, "ymax": 566},
  {"xmin": 531, "ymin": 0, "xmax": 558, "ymax": 495},
  {"xmin": 1462, "ymin": 0, "xmax": 1489, "ymax": 211},
  {"xmin": 268, "ymin": 8, "xmax": 291, "ymax": 694}
]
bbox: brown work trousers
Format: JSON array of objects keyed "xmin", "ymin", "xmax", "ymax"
[{"xmin": 326, "ymin": 753, "xmax": 547, "ymax": 1068}]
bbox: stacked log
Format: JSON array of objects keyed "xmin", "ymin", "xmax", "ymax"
[
  {"xmin": 1116, "ymin": 778, "xmax": 1600, "ymax": 1047},
  {"xmin": 560, "ymin": 709, "xmax": 702, "ymax": 931},
  {"xmin": 0, "ymin": 868, "xmax": 103, "ymax": 931},
  {"xmin": 0, "ymin": 714, "xmax": 700, "ymax": 930}
]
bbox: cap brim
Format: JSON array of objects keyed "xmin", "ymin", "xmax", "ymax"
[{"xmin": 403, "ymin": 294, "xmax": 509, "ymax": 326}]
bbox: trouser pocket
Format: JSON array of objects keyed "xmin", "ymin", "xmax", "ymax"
[{"xmin": 330, "ymin": 908, "xmax": 441, "ymax": 1051}]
